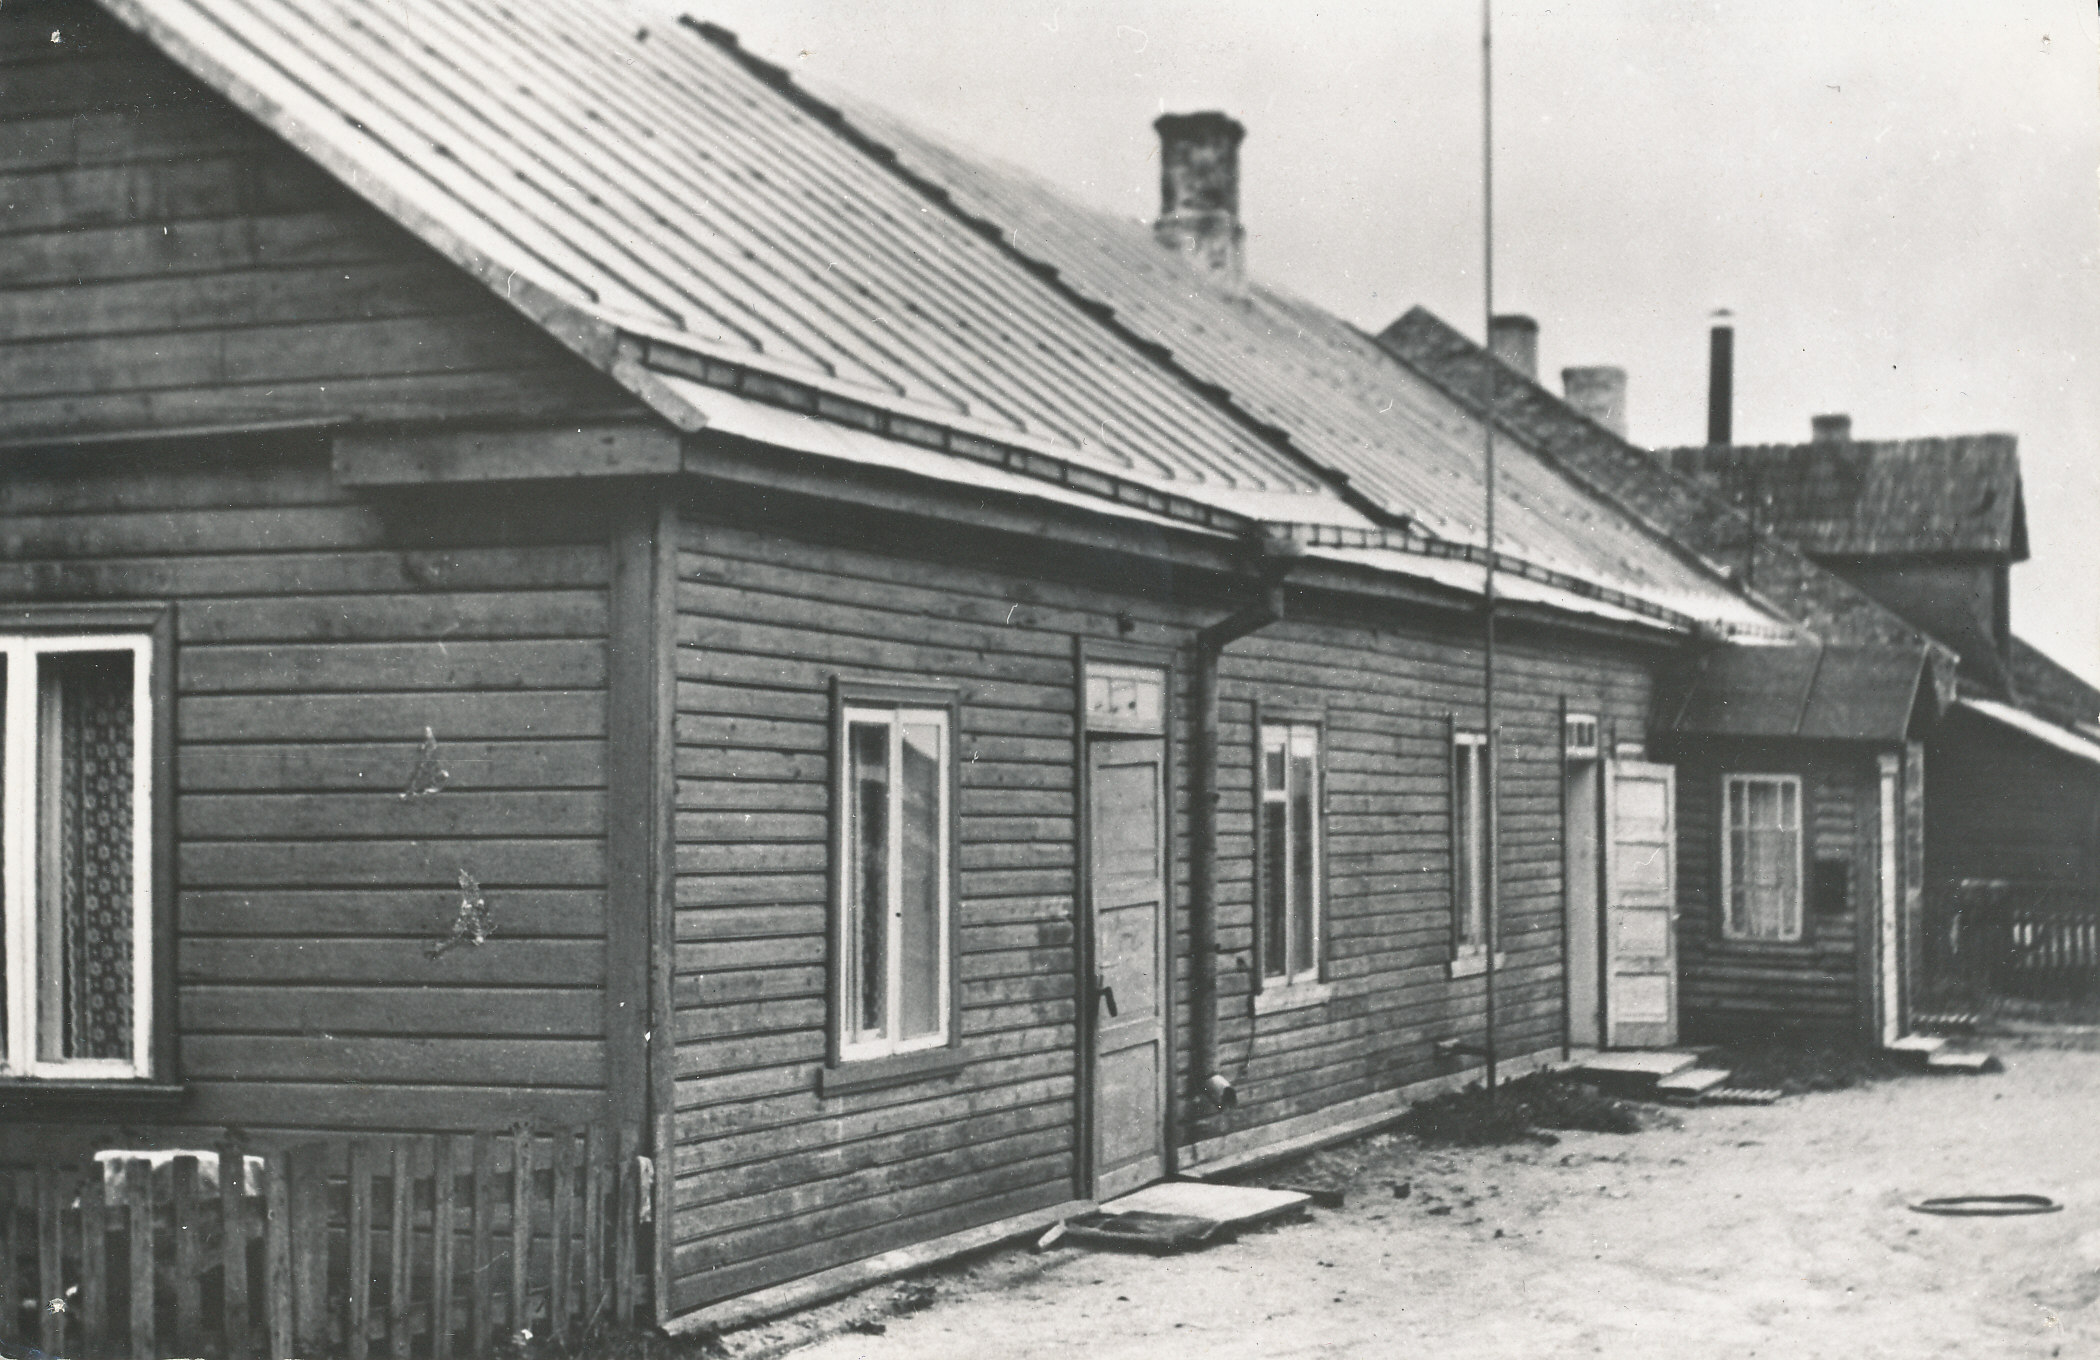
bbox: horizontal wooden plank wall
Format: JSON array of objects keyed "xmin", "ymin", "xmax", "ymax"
[
  {"xmin": 1925, "ymin": 709, "xmax": 2100, "ymax": 895},
  {"xmin": 0, "ymin": 0, "xmax": 640, "ymax": 443},
  {"xmin": 0, "ymin": 442, "xmax": 617, "ymax": 1141},
  {"xmin": 1675, "ymin": 743, "xmax": 1875, "ymax": 1037},
  {"xmin": 1204, "ymin": 614, "xmax": 1653, "ymax": 1134},
  {"xmin": 662, "ymin": 511, "xmax": 1206, "ymax": 1311}
]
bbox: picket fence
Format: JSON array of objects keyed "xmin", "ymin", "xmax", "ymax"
[{"xmin": 1, "ymin": 1122, "xmax": 648, "ymax": 1360}]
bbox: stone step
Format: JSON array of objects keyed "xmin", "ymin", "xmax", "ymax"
[
  {"xmin": 1571, "ymin": 1050, "xmax": 1704, "ymax": 1090},
  {"xmin": 1924, "ymin": 1050, "xmax": 2000, "ymax": 1075},
  {"xmin": 1653, "ymin": 1067, "xmax": 1734, "ymax": 1103},
  {"xmin": 1885, "ymin": 1034, "xmax": 1947, "ymax": 1067}
]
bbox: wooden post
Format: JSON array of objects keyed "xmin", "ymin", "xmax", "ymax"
[
  {"xmin": 173, "ymin": 1154, "xmax": 203, "ymax": 1356},
  {"xmin": 550, "ymin": 1129, "xmax": 573, "ymax": 1344},
  {"xmin": 582, "ymin": 1124, "xmax": 607, "ymax": 1327},
  {"xmin": 510, "ymin": 1124, "xmax": 533, "ymax": 1340},
  {"xmin": 127, "ymin": 1158, "xmax": 155, "ymax": 1360},
  {"xmin": 615, "ymin": 1124, "xmax": 639, "ymax": 1326},
  {"xmin": 432, "ymin": 1136, "xmax": 459, "ymax": 1360},
  {"xmin": 290, "ymin": 1144, "xmax": 330, "ymax": 1359},
  {"xmin": 266, "ymin": 1155, "xmax": 293, "ymax": 1360},
  {"xmin": 220, "ymin": 1140, "xmax": 251, "ymax": 1359},
  {"xmin": 470, "ymin": 1131, "xmax": 492, "ymax": 1359},
  {"xmin": 389, "ymin": 1141, "xmax": 413, "ymax": 1360},
  {"xmin": 80, "ymin": 1174, "xmax": 107, "ymax": 1359},
  {"xmin": 37, "ymin": 1168, "xmax": 65, "ymax": 1359},
  {"xmin": 349, "ymin": 1140, "xmax": 374, "ymax": 1360}
]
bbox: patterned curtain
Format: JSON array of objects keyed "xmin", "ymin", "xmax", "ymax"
[{"xmin": 45, "ymin": 653, "xmax": 134, "ymax": 1063}]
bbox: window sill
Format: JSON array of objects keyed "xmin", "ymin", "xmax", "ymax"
[
  {"xmin": 817, "ymin": 1046, "xmax": 968, "ymax": 1098},
  {"xmin": 1446, "ymin": 950, "xmax": 1508, "ymax": 980},
  {"xmin": 0, "ymin": 1080, "xmax": 188, "ymax": 1112},
  {"xmin": 1253, "ymin": 980, "xmax": 1335, "ymax": 1015}
]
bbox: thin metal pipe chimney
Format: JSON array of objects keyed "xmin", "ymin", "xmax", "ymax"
[{"xmin": 1706, "ymin": 314, "xmax": 1734, "ymax": 446}]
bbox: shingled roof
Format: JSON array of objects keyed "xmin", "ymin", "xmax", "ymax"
[
  {"xmin": 1659, "ymin": 436, "xmax": 2027, "ymax": 561},
  {"xmin": 1377, "ymin": 307, "xmax": 1952, "ymax": 665}
]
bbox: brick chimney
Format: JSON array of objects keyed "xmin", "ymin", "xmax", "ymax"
[
  {"xmin": 1154, "ymin": 112, "xmax": 1246, "ymax": 294},
  {"xmin": 1487, "ymin": 315, "xmax": 1539, "ymax": 380},
  {"xmin": 1812, "ymin": 414, "xmax": 1852, "ymax": 444},
  {"xmin": 1562, "ymin": 367, "xmax": 1628, "ymax": 438}
]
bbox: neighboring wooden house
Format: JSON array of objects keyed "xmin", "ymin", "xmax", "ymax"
[
  {"xmin": 1661, "ymin": 422, "xmax": 2100, "ymax": 1005},
  {"xmin": 5, "ymin": 0, "xmax": 1834, "ymax": 1326},
  {"xmin": 1379, "ymin": 312, "xmax": 1956, "ymax": 1045}
]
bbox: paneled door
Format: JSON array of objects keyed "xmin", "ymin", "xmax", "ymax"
[
  {"xmin": 1605, "ymin": 760, "xmax": 1678, "ymax": 1048},
  {"xmin": 1087, "ymin": 736, "xmax": 1168, "ymax": 1199}
]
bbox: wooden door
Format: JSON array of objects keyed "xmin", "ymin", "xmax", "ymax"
[
  {"xmin": 1088, "ymin": 737, "xmax": 1168, "ymax": 1200},
  {"xmin": 1605, "ymin": 760, "xmax": 1678, "ymax": 1048}
]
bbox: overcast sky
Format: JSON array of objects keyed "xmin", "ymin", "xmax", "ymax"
[{"xmin": 676, "ymin": 0, "xmax": 2100, "ymax": 685}]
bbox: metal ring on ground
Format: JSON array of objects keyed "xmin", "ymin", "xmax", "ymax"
[{"xmin": 1908, "ymin": 1194, "xmax": 2061, "ymax": 1216}]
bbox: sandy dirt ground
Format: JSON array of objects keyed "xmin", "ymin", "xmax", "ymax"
[{"xmin": 755, "ymin": 1046, "xmax": 2100, "ymax": 1360}]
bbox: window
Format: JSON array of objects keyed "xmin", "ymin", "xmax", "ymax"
[
  {"xmin": 1258, "ymin": 722, "xmax": 1321, "ymax": 986},
  {"xmin": 1452, "ymin": 731, "xmax": 1488, "ymax": 952},
  {"xmin": 2, "ymin": 635, "xmax": 155, "ymax": 1080},
  {"xmin": 836, "ymin": 699, "xmax": 954, "ymax": 1061},
  {"xmin": 1722, "ymin": 774, "xmax": 1803, "ymax": 941}
]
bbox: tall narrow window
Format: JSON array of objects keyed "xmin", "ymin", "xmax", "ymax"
[
  {"xmin": 2, "ymin": 636, "xmax": 154, "ymax": 1079},
  {"xmin": 1722, "ymin": 773, "xmax": 1803, "ymax": 940},
  {"xmin": 1452, "ymin": 731, "xmax": 1488, "ymax": 951},
  {"xmin": 838, "ymin": 703, "xmax": 953, "ymax": 1059},
  {"xmin": 1259, "ymin": 722, "xmax": 1321, "ymax": 985}
]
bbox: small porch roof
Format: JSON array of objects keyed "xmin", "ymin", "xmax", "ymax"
[{"xmin": 1669, "ymin": 643, "xmax": 1929, "ymax": 742}]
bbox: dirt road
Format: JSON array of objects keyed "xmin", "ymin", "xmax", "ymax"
[{"xmin": 774, "ymin": 1048, "xmax": 2100, "ymax": 1359}]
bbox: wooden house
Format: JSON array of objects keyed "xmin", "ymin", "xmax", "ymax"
[
  {"xmin": 1662, "ymin": 425, "xmax": 2100, "ymax": 1008},
  {"xmin": 1380, "ymin": 313, "xmax": 1956, "ymax": 1045},
  {"xmin": 4, "ymin": 0, "xmax": 1847, "ymax": 1326}
]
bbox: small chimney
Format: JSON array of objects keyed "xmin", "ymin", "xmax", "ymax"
[
  {"xmin": 1706, "ymin": 314, "xmax": 1734, "ymax": 446},
  {"xmin": 1562, "ymin": 367, "xmax": 1628, "ymax": 438},
  {"xmin": 1812, "ymin": 413, "xmax": 1852, "ymax": 444},
  {"xmin": 1488, "ymin": 315, "xmax": 1539, "ymax": 380},
  {"xmin": 1154, "ymin": 112, "xmax": 1246, "ymax": 294}
]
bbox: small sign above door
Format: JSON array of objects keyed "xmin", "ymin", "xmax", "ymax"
[{"xmin": 1086, "ymin": 661, "xmax": 1166, "ymax": 735}]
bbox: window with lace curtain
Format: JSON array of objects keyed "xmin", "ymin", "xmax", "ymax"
[
  {"xmin": 1722, "ymin": 773, "xmax": 1804, "ymax": 942},
  {"xmin": 1, "ymin": 634, "xmax": 156, "ymax": 1079}
]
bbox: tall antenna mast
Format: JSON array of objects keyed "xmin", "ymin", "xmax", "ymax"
[{"xmin": 1478, "ymin": 0, "xmax": 1501, "ymax": 1094}]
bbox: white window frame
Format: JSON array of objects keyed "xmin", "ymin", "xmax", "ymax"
[
  {"xmin": 1452, "ymin": 730, "xmax": 1489, "ymax": 953},
  {"xmin": 1258, "ymin": 721, "xmax": 1323, "ymax": 988},
  {"xmin": 2, "ymin": 633, "xmax": 155, "ymax": 1080},
  {"xmin": 836, "ymin": 703, "xmax": 953, "ymax": 1062},
  {"xmin": 1720, "ymin": 772, "xmax": 1805, "ymax": 943}
]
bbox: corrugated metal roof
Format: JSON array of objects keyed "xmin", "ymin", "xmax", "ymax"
[
  {"xmin": 1660, "ymin": 437, "xmax": 2027, "ymax": 560},
  {"xmin": 95, "ymin": 0, "xmax": 1333, "ymax": 505},
  {"xmin": 1670, "ymin": 644, "xmax": 1926, "ymax": 742},
  {"xmin": 812, "ymin": 82, "xmax": 1775, "ymax": 633},
  {"xmin": 95, "ymin": 0, "xmax": 1781, "ymax": 635}
]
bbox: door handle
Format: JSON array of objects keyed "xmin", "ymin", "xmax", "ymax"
[{"xmin": 1095, "ymin": 974, "xmax": 1119, "ymax": 1018}]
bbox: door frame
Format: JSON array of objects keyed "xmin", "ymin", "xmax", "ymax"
[
  {"xmin": 1073, "ymin": 637, "xmax": 1178, "ymax": 1199},
  {"xmin": 1876, "ymin": 752, "xmax": 1904, "ymax": 1045}
]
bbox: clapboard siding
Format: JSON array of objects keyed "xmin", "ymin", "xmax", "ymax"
[
  {"xmin": 1674, "ymin": 743, "xmax": 1878, "ymax": 1036},
  {"xmin": 665, "ymin": 497, "xmax": 1667, "ymax": 1307},
  {"xmin": 0, "ymin": 440, "xmax": 614, "ymax": 1137},
  {"xmin": 0, "ymin": 0, "xmax": 640, "ymax": 441}
]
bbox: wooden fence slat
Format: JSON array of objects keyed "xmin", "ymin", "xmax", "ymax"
[
  {"xmin": 266, "ymin": 1155, "xmax": 293, "ymax": 1360},
  {"xmin": 291, "ymin": 1144, "xmax": 330, "ymax": 1359},
  {"xmin": 615, "ymin": 1124, "xmax": 639, "ymax": 1328},
  {"xmin": 37, "ymin": 1168, "xmax": 64, "ymax": 1359},
  {"xmin": 550, "ymin": 1128, "xmax": 573, "ymax": 1344},
  {"xmin": 173, "ymin": 1153, "xmax": 203, "ymax": 1355},
  {"xmin": 80, "ymin": 1174, "xmax": 107, "ymax": 1360},
  {"xmin": 128, "ymin": 1158, "xmax": 155, "ymax": 1360},
  {"xmin": 349, "ymin": 1140, "xmax": 374, "ymax": 1360},
  {"xmin": 583, "ymin": 1124, "xmax": 606, "ymax": 1328},
  {"xmin": 1, "ymin": 1173, "xmax": 19, "ymax": 1350},
  {"xmin": 390, "ymin": 1141, "xmax": 413, "ymax": 1360},
  {"xmin": 510, "ymin": 1123, "xmax": 533, "ymax": 1341},
  {"xmin": 433, "ymin": 1136, "xmax": 459, "ymax": 1360},
  {"xmin": 220, "ymin": 1140, "xmax": 251, "ymax": 1360},
  {"xmin": 470, "ymin": 1131, "xmax": 492, "ymax": 1360}
]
